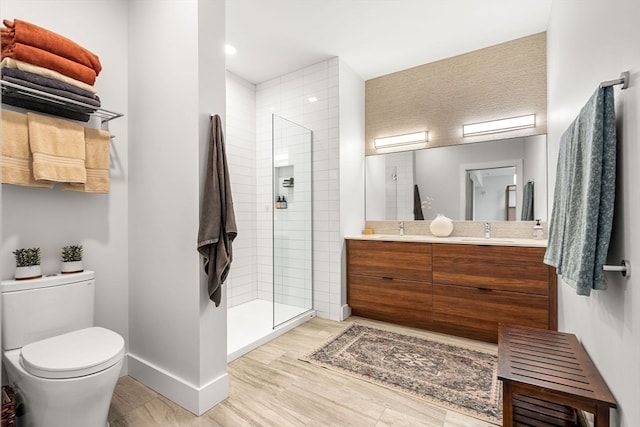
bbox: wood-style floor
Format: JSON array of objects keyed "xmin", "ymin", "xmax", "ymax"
[{"xmin": 108, "ymin": 316, "xmax": 497, "ymax": 427}]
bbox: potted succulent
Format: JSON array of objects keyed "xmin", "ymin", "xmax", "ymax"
[
  {"xmin": 13, "ymin": 247, "xmax": 42, "ymax": 280},
  {"xmin": 61, "ymin": 244, "xmax": 84, "ymax": 274}
]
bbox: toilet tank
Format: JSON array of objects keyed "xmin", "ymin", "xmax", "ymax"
[{"xmin": 1, "ymin": 271, "xmax": 95, "ymax": 350}]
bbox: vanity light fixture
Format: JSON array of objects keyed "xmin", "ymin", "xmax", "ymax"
[
  {"xmin": 374, "ymin": 131, "xmax": 428, "ymax": 148},
  {"xmin": 463, "ymin": 114, "xmax": 536, "ymax": 136}
]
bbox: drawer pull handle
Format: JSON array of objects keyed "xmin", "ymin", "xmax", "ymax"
[
  {"xmin": 477, "ymin": 287, "xmax": 493, "ymax": 292},
  {"xmin": 382, "ymin": 276, "xmax": 394, "ymax": 280}
]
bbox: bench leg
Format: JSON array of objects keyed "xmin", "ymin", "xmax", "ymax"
[
  {"xmin": 594, "ymin": 405, "xmax": 610, "ymax": 427},
  {"xmin": 502, "ymin": 381, "xmax": 514, "ymax": 426}
]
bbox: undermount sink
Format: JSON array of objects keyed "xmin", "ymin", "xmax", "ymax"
[
  {"xmin": 459, "ymin": 237, "xmax": 515, "ymax": 243},
  {"xmin": 367, "ymin": 234, "xmax": 424, "ymax": 240}
]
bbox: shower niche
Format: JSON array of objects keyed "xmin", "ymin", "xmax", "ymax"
[{"xmin": 274, "ymin": 165, "xmax": 294, "ymax": 209}]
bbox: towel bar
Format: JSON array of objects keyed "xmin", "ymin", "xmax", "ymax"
[
  {"xmin": 1, "ymin": 80, "xmax": 123, "ymax": 123},
  {"xmin": 603, "ymin": 260, "xmax": 630, "ymax": 277},
  {"xmin": 600, "ymin": 71, "xmax": 629, "ymax": 90}
]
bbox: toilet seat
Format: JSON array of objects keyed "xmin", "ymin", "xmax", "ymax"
[{"xmin": 20, "ymin": 327, "xmax": 124, "ymax": 379}]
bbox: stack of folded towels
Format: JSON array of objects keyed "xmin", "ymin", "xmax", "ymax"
[
  {"xmin": 1, "ymin": 18, "xmax": 102, "ymax": 122},
  {"xmin": 1, "ymin": 19, "xmax": 111, "ymax": 194}
]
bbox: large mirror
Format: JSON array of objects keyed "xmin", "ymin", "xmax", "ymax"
[{"xmin": 365, "ymin": 135, "xmax": 547, "ymax": 222}]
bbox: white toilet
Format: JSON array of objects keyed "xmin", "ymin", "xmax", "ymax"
[{"xmin": 1, "ymin": 271, "xmax": 124, "ymax": 427}]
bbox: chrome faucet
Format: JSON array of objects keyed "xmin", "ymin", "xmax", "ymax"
[
  {"xmin": 398, "ymin": 221, "xmax": 404, "ymax": 236},
  {"xmin": 484, "ymin": 222, "xmax": 491, "ymax": 239}
]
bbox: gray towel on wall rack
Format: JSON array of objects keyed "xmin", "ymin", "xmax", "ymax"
[
  {"xmin": 413, "ymin": 184, "xmax": 424, "ymax": 220},
  {"xmin": 520, "ymin": 181, "xmax": 534, "ymax": 221},
  {"xmin": 544, "ymin": 86, "xmax": 617, "ymax": 296},
  {"xmin": 197, "ymin": 114, "xmax": 238, "ymax": 306}
]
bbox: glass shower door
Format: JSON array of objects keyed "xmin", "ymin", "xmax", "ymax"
[{"xmin": 272, "ymin": 114, "xmax": 313, "ymax": 328}]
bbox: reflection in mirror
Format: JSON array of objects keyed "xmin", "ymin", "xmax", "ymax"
[
  {"xmin": 466, "ymin": 166, "xmax": 517, "ymax": 221},
  {"xmin": 365, "ymin": 135, "xmax": 547, "ymax": 222}
]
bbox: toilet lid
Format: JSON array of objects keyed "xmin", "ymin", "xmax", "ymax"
[{"xmin": 20, "ymin": 327, "xmax": 124, "ymax": 379}]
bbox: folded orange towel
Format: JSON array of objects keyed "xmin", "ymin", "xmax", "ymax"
[
  {"xmin": 62, "ymin": 127, "xmax": 111, "ymax": 194},
  {"xmin": 1, "ymin": 110, "xmax": 54, "ymax": 188},
  {"xmin": 2, "ymin": 18, "xmax": 101, "ymax": 75},
  {"xmin": 27, "ymin": 112, "xmax": 86, "ymax": 183},
  {"xmin": 2, "ymin": 42, "xmax": 96, "ymax": 85}
]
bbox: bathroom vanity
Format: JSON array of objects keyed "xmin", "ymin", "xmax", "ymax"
[{"xmin": 346, "ymin": 236, "xmax": 557, "ymax": 343}]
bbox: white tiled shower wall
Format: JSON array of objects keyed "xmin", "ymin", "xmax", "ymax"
[
  {"xmin": 225, "ymin": 72, "xmax": 257, "ymax": 307},
  {"xmin": 257, "ymin": 58, "xmax": 341, "ymax": 320},
  {"xmin": 226, "ymin": 58, "xmax": 342, "ymax": 320}
]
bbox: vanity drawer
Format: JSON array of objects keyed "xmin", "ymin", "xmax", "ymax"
[
  {"xmin": 348, "ymin": 274, "xmax": 432, "ymax": 329},
  {"xmin": 347, "ymin": 239, "xmax": 432, "ymax": 282},
  {"xmin": 432, "ymin": 284, "xmax": 549, "ymax": 343},
  {"xmin": 432, "ymin": 244, "xmax": 549, "ymax": 295}
]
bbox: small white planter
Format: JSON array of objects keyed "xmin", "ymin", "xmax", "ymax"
[
  {"xmin": 61, "ymin": 261, "xmax": 84, "ymax": 274},
  {"xmin": 15, "ymin": 265, "xmax": 42, "ymax": 280}
]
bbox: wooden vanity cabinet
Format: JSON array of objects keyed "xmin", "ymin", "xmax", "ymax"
[
  {"xmin": 346, "ymin": 239, "xmax": 432, "ymax": 329},
  {"xmin": 431, "ymin": 244, "xmax": 557, "ymax": 343},
  {"xmin": 346, "ymin": 238, "xmax": 557, "ymax": 344}
]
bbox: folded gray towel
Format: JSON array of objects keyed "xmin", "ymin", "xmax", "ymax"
[{"xmin": 1, "ymin": 67, "xmax": 98, "ymax": 99}]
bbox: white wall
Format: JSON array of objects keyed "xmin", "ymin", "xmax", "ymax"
[
  {"xmin": 365, "ymin": 155, "xmax": 386, "ymax": 220},
  {"xmin": 127, "ymin": 0, "xmax": 227, "ymax": 415},
  {"xmin": 225, "ymin": 72, "xmax": 257, "ymax": 307},
  {"xmin": 0, "ymin": 0, "xmax": 130, "ymax": 360},
  {"xmin": 522, "ymin": 134, "xmax": 547, "ymax": 221},
  {"xmin": 338, "ymin": 60, "xmax": 365, "ymax": 319},
  {"xmin": 547, "ymin": 1, "xmax": 640, "ymax": 425}
]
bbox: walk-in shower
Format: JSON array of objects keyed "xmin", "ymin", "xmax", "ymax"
[{"xmin": 227, "ymin": 114, "xmax": 314, "ymax": 361}]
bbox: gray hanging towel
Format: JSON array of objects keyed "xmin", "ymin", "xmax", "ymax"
[
  {"xmin": 544, "ymin": 86, "xmax": 616, "ymax": 296},
  {"xmin": 413, "ymin": 184, "xmax": 424, "ymax": 220},
  {"xmin": 198, "ymin": 114, "xmax": 238, "ymax": 306},
  {"xmin": 520, "ymin": 181, "xmax": 534, "ymax": 220}
]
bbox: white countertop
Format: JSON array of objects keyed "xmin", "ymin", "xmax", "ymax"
[{"xmin": 347, "ymin": 234, "xmax": 547, "ymax": 247}]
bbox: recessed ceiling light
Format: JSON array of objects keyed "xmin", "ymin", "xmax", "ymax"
[{"xmin": 224, "ymin": 44, "xmax": 237, "ymax": 55}]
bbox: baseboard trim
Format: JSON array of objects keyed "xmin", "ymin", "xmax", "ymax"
[
  {"xmin": 341, "ymin": 304, "xmax": 352, "ymax": 321},
  {"xmin": 127, "ymin": 353, "xmax": 228, "ymax": 416}
]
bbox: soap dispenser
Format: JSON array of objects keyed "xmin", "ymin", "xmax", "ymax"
[
  {"xmin": 533, "ymin": 219, "xmax": 543, "ymax": 239},
  {"xmin": 281, "ymin": 196, "xmax": 287, "ymax": 209},
  {"xmin": 276, "ymin": 196, "xmax": 282, "ymax": 209}
]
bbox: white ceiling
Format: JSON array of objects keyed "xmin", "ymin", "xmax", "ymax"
[{"xmin": 225, "ymin": 0, "xmax": 553, "ymax": 84}]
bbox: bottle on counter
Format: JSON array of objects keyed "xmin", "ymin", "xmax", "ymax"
[{"xmin": 533, "ymin": 219, "xmax": 543, "ymax": 239}]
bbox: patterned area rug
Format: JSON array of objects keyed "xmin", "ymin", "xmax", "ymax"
[{"xmin": 302, "ymin": 323, "xmax": 502, "ymax": 425}]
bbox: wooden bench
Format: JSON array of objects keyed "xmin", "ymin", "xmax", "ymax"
[{"xmin": 498, "ymin": 324, "xmax": 616, "ymax": 426}]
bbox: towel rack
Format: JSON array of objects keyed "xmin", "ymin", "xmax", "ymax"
[
  {"xmin": 600, "ymin": 71, "xmax": 629, "ymax": 90},
  {"xmin": 603, "ymin": 260, "xmax": 630, "ymax": 277}
]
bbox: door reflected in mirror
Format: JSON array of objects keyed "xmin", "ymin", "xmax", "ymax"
[
  {"xmin": 365, "ymin": 135, "xmax": 547, "ymax": 222},
  {"xmin": 466, "ymin": 166, "xmax": 517, "ymax": 221}
]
